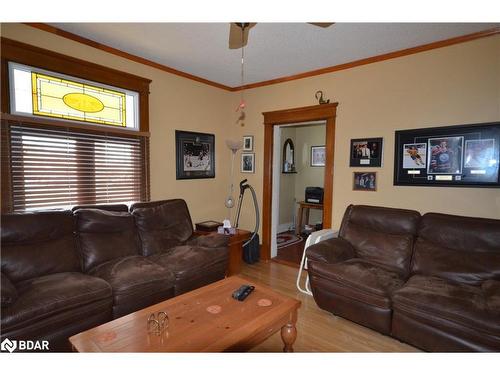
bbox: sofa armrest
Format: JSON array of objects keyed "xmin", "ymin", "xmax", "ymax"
[
  {"xmin": 187, "ymin": 233, "xmax": 229, "ymax": 248},
  {"xmin": 306, "ymin": 237, "xmax": 356, "ymax": 264},
  {"xmin": 1, "ymin": 272, "xmax": 18, "ymax": 308}
]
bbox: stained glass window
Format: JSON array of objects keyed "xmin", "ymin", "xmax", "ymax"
[{"xmin": 9, "ymin": 63, "xmax": 139, "ymax": 130}]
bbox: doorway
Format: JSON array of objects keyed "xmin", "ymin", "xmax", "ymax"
[
  {"xmin": 273, "ymin": 121, "xmax": 327, "ymax": 266},
  {"xmin": 261, "ymin": 103, "xmax": 338, "ymax": 261}
]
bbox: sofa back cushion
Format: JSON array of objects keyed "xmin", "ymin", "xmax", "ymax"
[
  {"xmin": 75, "ymin": 209, "xmax": 140, "ymax": 272},
  {"xmin": 412, "ymin": 213, "xmax": 500, "ymax": 285},
  {"xmin": 71, "ymin": 204, "xmax": 129, "ymax": 212},
  {"xmin": 1, "ymin": 211, "xmax": 79, "ymax": 282},
  {"xmin": 339, "ymin": 205, "xmax": 421, "ymax": 275},
  {"xmin": 130, "ymin": 199, "xmax": 194, "ymax": 256}
]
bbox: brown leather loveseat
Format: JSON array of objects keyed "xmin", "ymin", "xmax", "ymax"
[
  {"xmin": 307, "ymin": 204, "xmax": 500, "ymax": 352},
  {"xmin": 1, "ymin": 199, "xmax": 228, "ymax": 351}
]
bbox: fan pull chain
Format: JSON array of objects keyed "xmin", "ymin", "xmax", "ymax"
[{"xmin": 237, "ymin": 24, "xmax": 246, "ymax": 126}]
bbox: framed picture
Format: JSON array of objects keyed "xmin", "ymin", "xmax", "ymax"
[
  {"xmin": 350, "ymin": 137, "xmax": 383, "ymax": 167},
  {"xmin": 353, "ymin": 172, "xmax": 377, "ymax": 191},
  {"xmin": 402, "ymin": 143, "xmax": 427, "ymax": 169},
  {"xmin": 427, "ymin": 136, "xmax": 463, "ymax": 175},
  {"xmin": 394, "ymin": 122, "xmax": 500, "ymax": 187},
  {"xmin": 175, "ymin": 130, "xmax": 215, "ymax": 180},
  {"xmin": 464, "ymin": 139, "xmax": 495, "ymax": 168},
  {"xmin": 311, "ymin": 145, "xmax": 326, "ymax": 167},
  {"xmin": 241, "ymin": 152, "xmax": 255, "ymax": 173},
  {"xmin": 243, "ymin": 135, "xmax": 254, "ymax": 151}
]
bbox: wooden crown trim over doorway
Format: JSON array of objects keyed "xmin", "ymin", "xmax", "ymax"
[{"xmin": 261, "ymin": 103, "xmax": 338, "ymax": 261}]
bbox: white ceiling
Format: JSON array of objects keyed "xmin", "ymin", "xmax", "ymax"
[{"xmin": 51, "ymin": 23, "xmax": 498, "ymax": 88}]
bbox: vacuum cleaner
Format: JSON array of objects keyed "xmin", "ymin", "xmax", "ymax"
[{"xmin": 234, "ymin": 179, "xmax": 260, "ymax": 264}]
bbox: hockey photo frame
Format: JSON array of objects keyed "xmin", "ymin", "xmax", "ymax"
[
  {"xmin": 394, "ymin": 122, "xmax": 500, "ymax": 187},
  {"xmin": 175, "ymin": 130, "xmax": 215, "ymax": 180}
]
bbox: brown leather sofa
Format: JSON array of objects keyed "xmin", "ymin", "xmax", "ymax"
[
  {"xmin": 1, "ymin": 199, "xmax": 229, "ymax": 351},
  {"xmin": 307, "ymin": 204, "xmax": 500, "ymax": 352}
]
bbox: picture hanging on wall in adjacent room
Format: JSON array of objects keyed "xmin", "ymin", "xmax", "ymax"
[
  {"xmin": 241, "ymin": 152, "xmax": 255, "ymax": 173},
  {"xmin": 353, "ymin": 172, "xmax": 377, "ymax": 191},
  {"xmin": 394, "ymin": 122, "xmax": 500, "ymax": 187},
  {"xmin": 175, "ymin": 130, "xmax": 215, "ymax": 179},
  {"xmin": 311, "ymin": 145, "xmax": 326, "ymax": 167},
  {"xmin": 350, "ymin": 137, "xmax": 383, "ymax": 167}
]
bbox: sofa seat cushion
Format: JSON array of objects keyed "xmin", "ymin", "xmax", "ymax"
[
  {"xmin": 149, "ymin": 245, "xmax": 228, "ymax": 295},
  {"xmin": 89, "ymin": 256, "xmax": 175, "ymax": 316},
  {"xmin": 1, "ymin": 272, "xmax": 112, "ymax": 333},
  {"xmin": 187, "ymin": 233, "xmax": 229, "ymax": 248},
  {"xmin": 308, "ymin": 258, "xmax": 406, "ymax": 309},
  {"xmin": 392, "ymin": 275, "xmax": 500, "ymax": 336}
]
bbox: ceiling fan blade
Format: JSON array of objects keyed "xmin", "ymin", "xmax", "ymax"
[
  {"xmin": 309, "ymin": 22, "xmax": 335, "ymax": 28},
  {"xmin": 229, "ymin": 23, "xmax": 256, "ymax": 49}
]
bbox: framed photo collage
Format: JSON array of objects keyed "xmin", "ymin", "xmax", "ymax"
[{"xmin": 394, "ymin": 122, "xmax": 500, "ymax": 187}]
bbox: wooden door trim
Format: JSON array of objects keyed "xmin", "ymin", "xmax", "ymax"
[{"xmin": 261, "ymin": 103, "xmax": 338, "ymax": 260}]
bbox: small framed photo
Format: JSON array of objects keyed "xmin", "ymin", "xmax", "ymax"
[
  {"xmin": 311, "ymin": 145, "xmax": 326, "ymax": 167},
  {"xmin": 403, "ymin": 143, "xmax": 427, "ymax": 169},
  {"xmin": 353, "ymin": 172, "xmax": 377, "ymax": 191},
  {"xmin": 243, "ymin": 136, "xmax": 254, "ymax": 151},
  {"xmin": 241, "ymin": 152, "xmax": 255, "ymax": 173},
  {"xmin": 350, "ymin": 137, "xmax": 383, "ymax": 167}
]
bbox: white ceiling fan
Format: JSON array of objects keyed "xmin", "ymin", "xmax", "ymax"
[{"xmin": 228, "ymin": 22, "xmax": 334, "ymax": 49}]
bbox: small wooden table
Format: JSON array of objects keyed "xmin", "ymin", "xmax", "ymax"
[
  {"xmin": 195, "ymin": 229, "xmax": 251, "ymax": 276},
  {"xmin": 295, "ymin": 201, "xmax": 323, "ymax": 235},
  {"xmin": 69, "ymin": 276, "xmax": 301, "ymax": 352}
]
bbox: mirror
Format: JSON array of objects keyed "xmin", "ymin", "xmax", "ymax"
[{"xmin": 282, "ymin": 138, "xmax": 296, "ymax": 173}]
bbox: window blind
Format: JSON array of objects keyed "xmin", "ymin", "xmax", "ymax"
[{"xmin": 4, "ymin": 121, "xmax": 149, "ymax": 212}]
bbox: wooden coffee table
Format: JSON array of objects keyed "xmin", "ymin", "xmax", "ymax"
[{"xmin": 69, "ymin": 276, "xmax": 301, "ymax": 352}]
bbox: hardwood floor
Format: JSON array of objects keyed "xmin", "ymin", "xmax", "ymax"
[
  {"xmin": 274, "ymin": 235, "xmax": 305, "ymax": 267},
  {"xmin": 240, "ymin": 260, "xmax": 419, "ymax": 352}
]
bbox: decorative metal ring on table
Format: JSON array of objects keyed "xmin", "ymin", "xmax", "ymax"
[{"xmin": 147, "ymin": 311, "xmax": 169, "ymax": 336}]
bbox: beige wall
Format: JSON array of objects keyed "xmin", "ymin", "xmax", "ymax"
[
  {"xmin": 2, "ymin": 24, "xmax": 499, "ymax": 234},
  {"xmin": 278, "ymin": 127, "xmax": 296, "ymax": 226},
  {"xmin": 294, "ymin": 124, "xmax": 326, "ymax": 225},
  {"xmin": 232, "ymin": 35, "xmax": 500, "ymax": 230},
  {"xmin": 1, "ymin": 23, "xmax": 233, "ymax": 225}
]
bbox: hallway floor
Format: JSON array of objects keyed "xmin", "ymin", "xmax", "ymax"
[{"xmin": 273, "ymin": 231, "xmax": 305, "ymax": 268}]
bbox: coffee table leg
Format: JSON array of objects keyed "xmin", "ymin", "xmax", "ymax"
[{"xmin": 281, "ymin": 311, "xmax": 298, "ymax": 352}]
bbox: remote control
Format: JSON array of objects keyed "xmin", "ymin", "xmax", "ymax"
[{"xmin": 232, "ymin": 285, "xmax": 255, "ymax": 301}]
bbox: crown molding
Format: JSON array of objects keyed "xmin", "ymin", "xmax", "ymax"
[
  {"xmin": 232, "ymin": 27, "xmax": 500, "ymax": 91},
  {"xmin": 25, "ymin": 23, "xmax": 500, "ymax": 93},
  {"xmin": 25, "ymin": 23, "xmax": 233, "ymax": 91}
]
